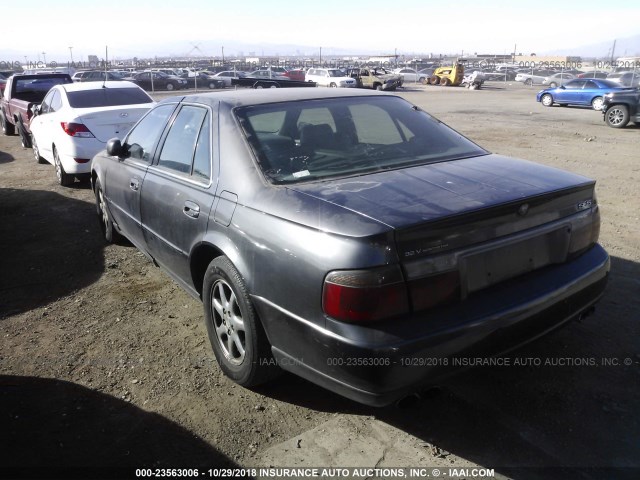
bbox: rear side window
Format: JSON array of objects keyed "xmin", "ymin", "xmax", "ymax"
[
  {"xmin": 157, "ymin": 105, "xmax": 210, "ymax": 178},
  {"xmin": 49, "ymin": 90, "xmax": 63, "ymax": 112},
  {"xmin": 67, "ymin": 88, "xmax": 152, "ymax": 108}
]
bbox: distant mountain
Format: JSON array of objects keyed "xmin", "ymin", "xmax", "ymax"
[{"xmin": 543, "ymin": 34, "xmax": 640, "ymax": 58}]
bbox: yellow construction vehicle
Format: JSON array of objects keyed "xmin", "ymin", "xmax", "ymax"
[{"xmin": 428, "ymin": 62, "xmax": 465, "ymax": 86}]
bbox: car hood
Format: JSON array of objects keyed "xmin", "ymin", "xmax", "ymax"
[{"xmin": 286, "ymin": 154, "xmax": 593, "ymax": 231}]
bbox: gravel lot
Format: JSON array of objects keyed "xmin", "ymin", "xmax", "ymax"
[{"xmin": 1, "ymin": 82, "xmax": 638, "ymax": 479}]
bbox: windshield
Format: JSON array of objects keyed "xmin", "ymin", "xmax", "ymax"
[
  {"xmin": 235, "ymin": 96, "xmax": 487, "ymax": 185},
  {"xmin": 67, "ymin": 88, "xmax": 152, "ymax": 108}
]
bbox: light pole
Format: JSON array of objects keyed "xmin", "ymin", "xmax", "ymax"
[
  {"xmin": 319, "ymin": 46, "xmax": 322, "ymax": 66},
  {"xmin": 222, "ymin": 45, "xmax": 225, "ymax": 65},
  {"xmin": 42, "ymin": 52, "xmax": 47, "ymax": 66},
  {"xmin": 69, "ymin": 46, "xmax": 74, "ymax": 65}
]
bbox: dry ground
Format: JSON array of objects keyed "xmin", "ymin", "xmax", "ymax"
[{"xmin": 1, "ymin": 82, "xmax": 638, "ymax": 479}]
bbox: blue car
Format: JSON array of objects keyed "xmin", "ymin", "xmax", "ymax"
[{"xmin": 536, "ymin": 78, "xmax": 627, "ymax": 110}]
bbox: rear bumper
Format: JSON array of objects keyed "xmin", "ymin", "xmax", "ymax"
[
  {"xmin": 58, "ymin": 139, "xmax": 104, "ymax": 174},
  {"xmin": 255, "ymin": 244, "xmax": 610, "ymax": 406}
]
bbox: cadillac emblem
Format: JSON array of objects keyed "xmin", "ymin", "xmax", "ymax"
[{"xmin": 517, "ymin": 203, "xmax": 530, "ymax": 216}]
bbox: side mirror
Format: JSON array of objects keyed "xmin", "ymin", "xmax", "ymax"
[
  {"xmin": 106, "ymin": 138, "xmax": 125, "ymax": 157},
  {"xmin": 560, "ymin": 85, "xmax": 566, "ymax": 90},
  {"xmin": 31, "ymin": 104, "xmax": 41, "ymax": 117}
]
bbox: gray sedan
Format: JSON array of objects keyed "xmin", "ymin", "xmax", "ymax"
[{"xmin": 91, "ymin": 89, "xmax": 609, "ymax": 406}]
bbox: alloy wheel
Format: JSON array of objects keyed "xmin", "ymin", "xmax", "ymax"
[{"xmin": 211, "ymin": 279, "xmax": 246, "ymax": 365}]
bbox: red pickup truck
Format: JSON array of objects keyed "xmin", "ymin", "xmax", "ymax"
[{"xmin": 0, "ymin": 73, "xmax": 72, "ymax": 148}]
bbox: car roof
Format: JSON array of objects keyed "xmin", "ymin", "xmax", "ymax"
[
  {"xmin": 161, "ymin": 88, "xmax": 391, "ymax": 108},
  {"xmin": 59, "ymin": 80, "xmax": 141, "ymax": 92}
]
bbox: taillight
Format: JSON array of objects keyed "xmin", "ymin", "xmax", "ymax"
[
  {"xmin": 568, "ymin": 192, "xmax": 601, "ymax": 256},
  {"xmin": 322, "ymin": 266, "xmax": 409, "ymax": 323},
  {"xmin": 61, "ymin": 122, "xmax": 95, "ymax": 138}
]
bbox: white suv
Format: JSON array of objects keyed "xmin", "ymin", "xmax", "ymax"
[{"xmin": 305, "ymin": 68, "xmax": 356, "ymax": 88}]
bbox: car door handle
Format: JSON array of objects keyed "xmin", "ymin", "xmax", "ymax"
[
  {"xmin": 183, "ymin": 201, "xmax": 200, "ymax": 218},
  {"xmin": 130, "ymin": 178, "xmax": 140, "ymax": 191}
]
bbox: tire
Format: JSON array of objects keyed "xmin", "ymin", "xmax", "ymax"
[
  {"xmin": 94, "ymin": 178, "xmax": 122, "ymax": 243},
  {"xmin": 32, "ymin": 135, "xmax": 46, "ymax": 164},
  {"xmin": 549, "ymin": 82, "xmax": 557, "ymax": 88},
  {"xmin": 208, "ymin": 82, "xmax": 217, "ymax": 89},
  {"xmin": 202, "ymin": 257, "xmax": 279, "ymax": 387},
  {"xmin": 605, "ymin": 105, "xmax": 630, "ymax": 128},
  {"xmin": 18, "ymin": 121, "xmax": 31, "ymax": 148},
  {"xmin": 428, "ymin": 76, "xmax": 439, "ymax": 85},
  {"xmin": 1, "ymin": 111, "xmax": 15, "ymax": 136},
  {"xmin": 541, "ymin": 94, "xmax": 554, "ymax": 107},
  {"xmin": 166, "ymin": 82, "xmax": 175, "ymax": 91},
  {"xmin": 374, "ymin": 84, "xmax": 383, "ymax": 91},
  {"xmin": 419, "ymin": 77, "xmax": 427, "ymax": 85},
  {"xmin": 591, "ymin": 96, "xmax": 604, "ymax": 111},
  {"xmin": 329, "ymin": 82, "xmax": 337, "ymax": 88},
  {"xmin": 524, "ymin": 78, "xmax": 533, "ymax": 86},
  {"xmin": 440, "ymin": 77, "xmax": 451, "ymax": 86},
  {"xmin": 53, "ymin": 147, "xmax": 74, "ymax": 186}
]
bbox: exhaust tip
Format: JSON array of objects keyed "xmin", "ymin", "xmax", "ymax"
[{"xmin": 577, "ymin": 305, "xmax": 596, "ymax": 322}]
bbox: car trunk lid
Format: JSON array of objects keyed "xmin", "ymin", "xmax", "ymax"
[
  {"xmin": 289, "ymin": 154, "xmax": 599, "ymax": 305},
  {"xmin": 72, "ymin": 104, "xmax": 154, "ymax": 142}
]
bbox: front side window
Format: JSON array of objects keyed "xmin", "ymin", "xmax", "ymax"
[
  {"xmin": 236, "ymin": 96, "xmax": 487, "ymax": 184},
  {"xmin": 125, "ymin": 104, "xmax": 176, "ymax": 162},
  {"xmin": 565, "ymin": 80, "xmax": 585, "ymax": 89}
]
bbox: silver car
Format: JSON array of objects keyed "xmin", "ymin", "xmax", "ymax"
[{"xmin": 91, "ymin": 89, "xmax": 609, "ymax": 406}]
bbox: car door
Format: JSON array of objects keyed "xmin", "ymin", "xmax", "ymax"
[
  {"xmin": 30, "ymin": 88, "xmax": 56, "ymax": 161},
  {"xmin": 581, "ymin": 80, "xmax": 601, "ymax": 105},
  {"xmin": 135, "ymin": 72, "xmax": 151, "ymax": 90},
  {"xmin": 31, "ymin": 88, "xmax": 64, "ymax": 161},
  {"xmin": 106, "ymin": 103, "xmax": 178, "ymax": 250},
  {"xmin": 555, "ymin": 79, "xmax": 586, "ymax": 104},
  {"xmin": 140, "ymin": 103, "xmax": 217, "ymax": 289}
]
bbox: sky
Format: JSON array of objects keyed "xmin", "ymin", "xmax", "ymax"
[{"xmin": 1, "ymin": 0, "xmax": 639, "ymax": 64}]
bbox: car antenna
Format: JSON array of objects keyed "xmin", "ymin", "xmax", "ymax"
[{"xmin": 102, "ymin": 45, "xmax": 108, "ymax": 88}]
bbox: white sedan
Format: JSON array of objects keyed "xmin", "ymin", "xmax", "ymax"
[
  {"xmin": 304, "ymin": 68, "xmax": 357, "ymax": 88},
  {"xmin": 30, "ymin": 81, "xmax": 155, "ymax": 186},
  {"xmin": 393, "ymin": 68, "xmax": 429, "ymax": 84},
  {"xmin": 209, "ymin": 70, "xmax": 248, "ymax": 87}
]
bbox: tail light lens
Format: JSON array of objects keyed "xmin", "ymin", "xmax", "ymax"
[
  {"xmin": 61, "ymin": 122, "xmax": 95, "ymax": 138},
  {"xmin": 323, "ymin": 266, "xmax": 409, "ymax": 323}
]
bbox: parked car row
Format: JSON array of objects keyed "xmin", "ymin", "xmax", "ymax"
[
  {"xmin": 518, "ymin": 68, "xmax": 639, "ymax": 87},
  {"xmin": 535, "ymin": 77, "xmax": 640, "ymax": 128},
  {"xmin": 1, "ymin": 73, "xmax": 156, "ymax": 185}
]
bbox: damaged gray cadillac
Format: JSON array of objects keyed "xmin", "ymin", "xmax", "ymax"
[{"xmin": 91, "ymin": 88, "xmax": 609, "ymax": 406}]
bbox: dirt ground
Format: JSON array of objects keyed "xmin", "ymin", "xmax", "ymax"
[{"xmin": 1, "ymin": 82, "xmax": 638, "ymax": 479}]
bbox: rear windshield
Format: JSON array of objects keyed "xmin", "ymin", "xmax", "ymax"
[
  {"xmin": 14, "ymin": 77, "xmax": 70, "ymax": 101},
  {"xmin": 235, "ymin": 95, "xmax": 487, "ymax": 185},
  {"xmin": 597, "ymin": 79, "xmax": 624, "ymax": 88},
  {"xmin": 67, "ymin": 88, "xmax": 153, "ymax": 108}
]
